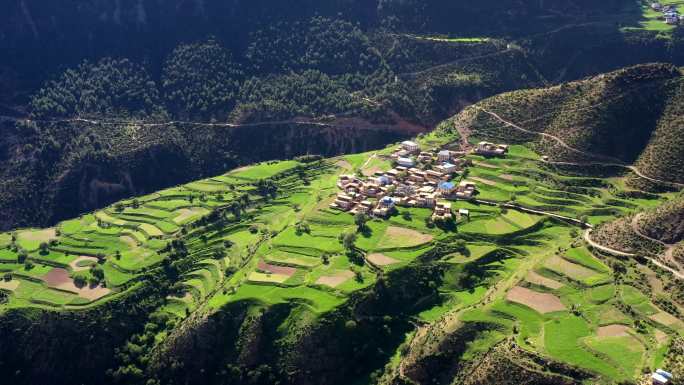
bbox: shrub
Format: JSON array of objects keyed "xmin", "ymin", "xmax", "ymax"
[{"xmin": 73, "ymin": 275, "xmax": 87, "ymax": 288}]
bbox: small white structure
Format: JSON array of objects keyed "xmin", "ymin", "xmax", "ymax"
[
  {"xmin": 666, "ymin": 15, "xmax": 679, "ymax": 24},
  {"xmin": 458, "ymin": 208, "xmax": 470, "ymax": 218},
  {"xmin": 652, "ymin": 2, "xmax": 662, "ymax": 10},
  {"xmin": 652, "ymin": 369, "xmax": 673, "ymax": 385},
  {"xmin": 397, "ymin": 157, "xmax": 416, "ymax": 168},
  {"xmin": 401, "ymin": 140, "xmax": 420, "ymax": 153}
]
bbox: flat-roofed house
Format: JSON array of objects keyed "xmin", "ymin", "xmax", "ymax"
[
  {"xmin": 432, "ymin": 201, "xmax": 453, "ymax": 221},
  {"xmin": 474, "ymin": 141, "xmax": 509, "ymax": 156},
  {"xmin": 437, "ymin": 150, "xmax": 452, "ymax": 162},
  {"xmin": 417, "ymin": 151, "xmax": 433, "ymax": 162},
  {"xmin": 402, "ymin": 140, "xmax": 420, "ymax": 153},
  {"xmin": 438, "ymin": 162, "xmax": 458, "ymax": 174},
  {"xmin": 344, "ymin": 182, "xmax": 361, "ymax": 194},
  {"xmin": 331, "ymin": 193, "xmax": 354, "ymax": 211},
  {"xmin": 426, "ymin": 169, "xmax": 445, "ymax": 182},
  {"xmin": 397, "ymin": 157, "xmax": 416, "ymax": 168},
  {"xmin": 455, "ymin": 181, "xmax": 476, "ymax": 199},
  {"xmin": 352, "ymin": 200, "xmax": 373, "ymax": 215},
  {"xmin": 363, "ymin": 183, "xmax": 382, "ymax": 197},
  {"xmin": 373, "ymin": 196, "xmax": 396, "ymax": 217},
  {"xmin": 438, "ymin": 181, "xmax": 456, "ymax": 196}
]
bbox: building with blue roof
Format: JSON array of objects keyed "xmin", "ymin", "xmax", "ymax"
[{"xmin": 438, "ymin": 181, "xmax": 456, "ymax": 194}]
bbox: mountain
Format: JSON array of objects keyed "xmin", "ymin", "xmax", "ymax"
[
  {"xmin": 3, "ymin": 1, "xmax": 684, "ymax": 231},
  {"xmin": 446, "ymin": 63, "xmax": 684, "ymax": 187}
]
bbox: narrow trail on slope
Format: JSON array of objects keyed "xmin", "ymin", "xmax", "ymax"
[
  {"xmin": 398, "ymin": 48, "xmax": 513, "ymax": 79},
  {"xmin": 631, "ymin": 213, "xmax": 684, "ymax": 274},
  {"xmin": 6, "ymin": 116, "xmax": 334, "ymax": 128},
  {"xmin": 474, "ymin": 106, "xmax": 684, "ymax": 189},
  {"xmin": 583, "ymin": 229, "xmax": 684, "ymax": 280}
]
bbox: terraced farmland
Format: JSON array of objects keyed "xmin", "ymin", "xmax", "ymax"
[{"xmin": 0, "ymin": 131, "xmax": 682, "ymax": 385}]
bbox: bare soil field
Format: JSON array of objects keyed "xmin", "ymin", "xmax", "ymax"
[
  {"xmin": 257, "ymin": 261, "xmax": 296, "ymax": 277},
  {"xmin": 316, "ymin": 270, "xmax": 354, "ymax": 288},
  {"xmin": 474, "ymin": 161, "xmax": 499, "ymax": 169},
  {"xmin": 43, "ymin": 268, "xmax": 72, "ymax": 287},
  {"xmin": 506, "ymin": 286, "xmax": 566, "ymax": 313},
  {"xmin": 0, "ymin": 279, "xmax": 20, "ymax": 291},
  {"xmin": 119, "ymin": 235, "xmax": 138, "ymax": 248},
  {"xmin": 469, "ymin": 177, "xmax": 498, "ymax": 186},
  {"xmin": 43, "ymin": 267, "xmax": 111, "ymax": 300},
  {"xmin": 499, "ymin": 174, "xmax": 515, "ymax": 181},
  {"xmin": 650, "ymin": 311, "xmax": 683, "ymax": 327},
  {"xmin": 173, "ymin": 207, "xmax": 208, "ymax": 224},
  {"xmin": 18, "ymin": 228, "xmax": 57, "ymax": 242},
  {"xmin": 335, "ymin": 160, "xmax": 352, "ymax": 170},
  {"xmin": 525, "ymin": 271, "xmax": 564, "ymax": 289},
  {"xmin": 654, "ymin": 329, "xmax": 669, "ymax": 344},
  {"xmin": 597, "ymin": 324, "xmax": 631, "ymax": 337},
  {"xmin": 362, "ymin": 166, "xmax": 381, "ymax": 177},
  {"xmin": 377, "ymin": 226, "xmax": 433, "ymax": 249},
  {"xmin": 367, "ymin": 253, "xmax": 400, "ymax": 266}
]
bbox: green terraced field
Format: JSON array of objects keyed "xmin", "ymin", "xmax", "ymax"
[{"xmin": 0, "ymin": 133, "xmax": 681, "ymax": 385}]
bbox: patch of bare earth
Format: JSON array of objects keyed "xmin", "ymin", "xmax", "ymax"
[
  {"xmin": 257, "ymin": 261, "xmax": 296, "ymax": 277},
  {"xmin": 334, "ymin": 160, "xmax": 352, "ymax": 170},
  {"xmin": 525, "ymin": 271, "xmax": 563, "ymax": 289},
  {"xmin": 69, "ymin": 256, "xmax": 99, "ymax": 272},
  {"xmin": 597, "ymin": 324, "xmax": 631, "ymax": 337},
  {"xmin": 499, "ymin": 174, "xmax": 515, "ymax": 181},
  {"xmin": 367, "ymin": 253, "xmax": 399, "ymax": 266},
  {"xmin": 316, "ymin": 271, "xmax": 354, "ymax": 288},
  {"xmin": 43, "ymin": 268, "xmax": 110, "ymax": 301},
  {"xmin": 362, "ymin": 166, "xmax": 381, "ymax": 177},
  {"xmin": 469, "ymin": 177, "xmax": 497, "ymax": 186},
  {"xmin": 506, "ymin": 286, "xmax": 566, "ymax": 314},
  {"xmin": 650, "ymin": 311, "xmax": 683, "ymax": 327},
  {"xmin": 473, "ymin": 161, "xmax": 498, "ymax": 169},
  {"xmin": 173, "ymin": 207, "xmax": 207, "ymax": 224},
  {"xmin": 385, "ymin": 226, "xmax": 434, "ymax": 244},
  {"xmin": 0, "ymin": 279, "xmax": 20, "ymax": 291},
  {"xmin": 18, "ymin": 228, "xmax": 57, "ymax": 242},
  {"xmin": 654, "ymin": 329, "xmax": 669, "ymax": 344},
  {"xmin": 231, "ymin": 165, "xmax": 253, "ymax": 174},
  {"xmin": 544, "ymin": 256, "xmax": 596, "ymax": 280},
  {"xmin": 119, "ymin": 235, "xmax": 138, "ymax": 248}
]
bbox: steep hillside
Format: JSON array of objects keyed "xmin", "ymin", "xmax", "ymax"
[
  {"xmin": 0, "ymin": 125, "xmax": 682, "ymax": 385},
  {"xmin": 591, "ymin": 194, "xmax": 684, "ymax": 279},
  {"xmin": 635, "ymin": 195, "xmax": 684, "ymax": 244},
  {"xmin": 446, "ymin": 63, "xmax": 684, "ymax": 186},
  {"xmin": 2, "ymin": 1, "xmax": 684, "ymax": 231}
]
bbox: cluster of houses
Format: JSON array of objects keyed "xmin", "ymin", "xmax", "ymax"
[
  {"xmin": 651, "ymin": 2, "xmax": 683, "ymax": 25},
  {"xmin": 330, "ymin": 140, "xmax": 487, "ymax": 222}
]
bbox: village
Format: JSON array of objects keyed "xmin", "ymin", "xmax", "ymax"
[
  {"xmin": 650, "ymin": 2, "xmax": 684, "ymax": 25},
  {"xmin": 330, "ymin": 139, "xmax": 509, "ymax": 224}
]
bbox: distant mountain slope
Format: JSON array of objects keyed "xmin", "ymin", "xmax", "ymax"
[{"xmin": 447, "ymin": 63, "xmax": 684, "ymax": 185}]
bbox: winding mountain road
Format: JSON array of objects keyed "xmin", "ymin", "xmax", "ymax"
[{"xmin": 583, "ymin": 228, "xmax": 683, "ymax": 280}]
